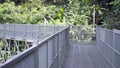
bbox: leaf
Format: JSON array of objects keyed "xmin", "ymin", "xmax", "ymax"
[
  {"xmin": 60, "ymin": 7, "xmax": 65, "ymax": 13},
  {"xmin": 0, "ymin": 40, "xmax": 4, "ymax": 47}
]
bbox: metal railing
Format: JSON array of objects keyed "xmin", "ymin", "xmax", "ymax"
[
  {"xmin": 96, "ymin": 26, "xmax": 120, "ymax": 68},
  {"xmin": 0, "ymin": 24, "xmax": 62, "ymax": 42},
  {"xmin": 0, "ymin": 24, "xmax": 69, "ymax": 68},
  {"xmin": 70, "ymin": 25, "xmax": 96, "ymax": 41}
]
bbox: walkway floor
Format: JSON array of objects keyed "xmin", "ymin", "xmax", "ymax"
[{"xmin": 63, "ymin": 41, "xmax": 113, "ymax": 68}]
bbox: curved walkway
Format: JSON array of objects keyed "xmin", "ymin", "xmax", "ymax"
[{"xmin": 63, "ymin": 41, "xmax": 113, "ymax": 68}]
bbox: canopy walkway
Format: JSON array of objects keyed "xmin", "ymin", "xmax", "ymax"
[
  {"xmin": 0, "ymin": 24, "xmax": 120, "ymax": 68},
  {"xmin": 63, "ymin": 41, "xmax": 112, "ymax": 68}
]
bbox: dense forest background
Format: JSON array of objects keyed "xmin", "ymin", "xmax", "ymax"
[{"xmin": 0, "ymin": 0, "xmax": 120, "ymax": 29}]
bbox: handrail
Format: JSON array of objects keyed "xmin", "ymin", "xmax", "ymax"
[
  {"xmin": 0, "ymin": 24, "xmax": 69, "ymax": 68},
  {"xmin": 96, "ymin": 26, "xmax": 120, "ymax": 68}
]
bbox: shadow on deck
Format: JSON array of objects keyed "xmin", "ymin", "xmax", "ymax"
[{"xmin": 63, "ymin": 40, "xmax": 113, "ymax": 68}]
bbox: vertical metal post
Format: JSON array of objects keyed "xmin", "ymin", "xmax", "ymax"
[
  {"xmin": 35, "ymin": 48, "xmax": 39, "ymax": 68},
  {"xmin": 13, "ymin": 24, "xmax": 15, "ymax": 39},
  {"xmin": 25, "ymin": 25, "xmax": 26, "ymax": 41},
  {"xmin": 113, "ymin": 30, "xmax": 115, "ymax": 66},
  {"xmin": 46, "ymin": 25, "xmax": 47, "ymax": 37},
  {"xmin": 46, "ymin": 41, "xmax": 48, "ymax": 68},
  {"xmin": 54, "ymin": 25, "xmax": 55, "ymax": 34},
  {"xmin": 3, "ymin": 24, "xmax": 5, "ymax": 37},
  {"xmin": 57, "ymin": 34, "xmax": 60, "ymax": 68},
  {"xmin": 68, "ymin": 26, "xmax": 70, "ymax": 46},
  {"xmin": 52, "ymin": 36, "xmax": 55, "ymax": 61},
  {"xmin": 32, "ymin": 25, "xmax": 33, "ymax": 40}
]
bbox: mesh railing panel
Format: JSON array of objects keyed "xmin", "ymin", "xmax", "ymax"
[
  {"xmin": 0, "ymin": 24, "xmax": 66, "ymax": 65},
  {"xmin": 96, "ymin": 26, "xmax": 120, "ymax": 68}
]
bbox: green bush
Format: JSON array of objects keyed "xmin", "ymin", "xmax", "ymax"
[
  {"xmin": 92, "ymin": 0, "xmax": 120, "ymax": 30},
  {"xmin": 102, "ymin": 0, "xmax": 120, "ymax": 30},
  {"xmin": 0, "ymin": 0, "xmax": 93, "ymax": 25}
]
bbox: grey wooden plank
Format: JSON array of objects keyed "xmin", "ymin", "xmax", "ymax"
[{"xmin": 63, "ymin": 41, "xmax": 113, "ymax": 68}]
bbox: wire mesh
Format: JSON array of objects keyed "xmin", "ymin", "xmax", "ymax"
[
  {"xmin": 0, "ymin": 24, "xmax": 63, "ymax": 64},
  {"xmin": 96, "ymin": 26, "xmax": 120, "ymax": 68}
]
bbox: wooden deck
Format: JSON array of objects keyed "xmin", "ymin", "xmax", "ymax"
[{"xmin": 63, "ymin": 41, "xmax": 113, "ymax": 68}]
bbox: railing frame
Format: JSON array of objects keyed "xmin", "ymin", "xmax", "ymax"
[
  {"xmin": 96, "ymin": 26, "xmax": 120, "ymax": 68},
  {"xmin": 0, "ymin": 25, "xmax": 69, "ymax": 68}
]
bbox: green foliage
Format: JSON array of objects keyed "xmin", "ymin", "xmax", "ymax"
[
  {"xmin": 114, "ymin": 0, "xmax": 120, "ymax": 5},
  {"xmin": 0, "ymin": 0, "xmax": 93, "ymax": 25},
  {"xmin": 19, "ymin": 41, "xmax": 25, "ymax": 51},
  {"xmin": 0, "ymin": 40, "xmax": 4, "ymax": 47},
  {"xmin": 93, "ymin": 0, "xmax": 120, "ymax": 30},
  {"xmin": 102, "ymin": 1, "xmax": 120, "ymax": 30}
]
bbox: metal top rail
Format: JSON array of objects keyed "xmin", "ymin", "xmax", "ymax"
[{"xmin": 0, "ymin": 24, "xmax": 65, "ymax": 43}]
